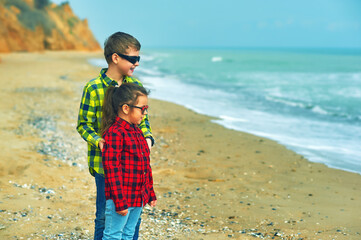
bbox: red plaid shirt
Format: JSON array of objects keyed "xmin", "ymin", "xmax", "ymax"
[{"xmin": 102, "ymin": 117, "xmax": 156, "ymax": 211}]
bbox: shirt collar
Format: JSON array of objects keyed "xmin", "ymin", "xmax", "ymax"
[
  {"xmin": 115, "ymin": 116, "xmax": 135, "ymax": 131},
  {"xmin": 100, "ymin": 68, "xmax": 117, "ymax": 87},
  {"xmin": 100, "ymin": 68, "xmax": 133, "ymax": 86}
]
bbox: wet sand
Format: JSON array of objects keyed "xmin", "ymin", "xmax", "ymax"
[{"xmin": 0, "ymin": 51, "xmax": 360, "ymax": 239}]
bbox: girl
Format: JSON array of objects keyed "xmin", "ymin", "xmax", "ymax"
[{"xmin": 101, "ymin": 83, "xmax": 157, "ymax": 240}]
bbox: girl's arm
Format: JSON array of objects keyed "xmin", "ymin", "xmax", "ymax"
[{"xmin": 102, "ymin": 130, "xmax": 128, "ymax": 211}]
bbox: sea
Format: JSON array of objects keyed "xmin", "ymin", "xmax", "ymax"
[{"xmin": 89, "ymin": 48, "xmax": 361, "ymax": 174}]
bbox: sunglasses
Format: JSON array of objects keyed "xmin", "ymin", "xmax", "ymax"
[
  {"xmin": 128, "ymin": 105, "xmax": 148, "ymax": 114},
  {"xmin": 115, "ymin": 53, "xmax": 140, "ymax": 64}
]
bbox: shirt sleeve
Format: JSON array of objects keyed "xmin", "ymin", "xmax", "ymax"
[
  {"xmin": 139, "ymin": 114, "xmax": 154, "ymax": 145},
  {"xmin": 102, "ymin": 130, "xmax": 128, "ymax": 211},
  {"xmin": 76, "ymin": 84, "xmax": 101, "ymax": 148}
]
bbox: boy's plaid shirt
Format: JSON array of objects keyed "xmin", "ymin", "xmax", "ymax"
[
  {"xmin": 102, "ymin": 117, "xmax": 156, "ymax": 211},
  {"xmin": 76, "ymin": 68, "xmax": 154, "ymax": 176}
]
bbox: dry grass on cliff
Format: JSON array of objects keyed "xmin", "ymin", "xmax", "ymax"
[{"xmin": 0, "ymin": 0, "xmax": 101, "ymax": 52}]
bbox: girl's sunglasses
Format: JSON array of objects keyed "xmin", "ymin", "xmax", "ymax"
[{"xmin": 128, "ymin": 105, "xmax": 148, "ymax": 114}]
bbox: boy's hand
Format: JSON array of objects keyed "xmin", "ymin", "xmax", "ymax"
[
  {"xmin": 98, "ymin": 138, "xmax": 105, "ymax": 151},
  {"xmin": 146, "ymin": 138, "xmax": 152, "ymax": 151},
  {"xmin": 149, "ymin": 200, "xmax": 157, "ymax": 207},
  {"xmin": 117, "ymin": 209, "xmax": 128, "ymax": 216}
]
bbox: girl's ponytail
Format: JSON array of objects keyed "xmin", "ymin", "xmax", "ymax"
[{"xmin": 100, "ymin": 86, "xmax": 117, "ymax": 136}]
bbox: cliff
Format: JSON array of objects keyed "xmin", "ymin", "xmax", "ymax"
[{"xmin": 0, "ymin": 0, "xmax": 101, "ymax": 52}]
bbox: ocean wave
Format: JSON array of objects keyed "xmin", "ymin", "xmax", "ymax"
[
  {"xmin": 211, "ymin": 56, "xmax": 223, "ymax": 62},
  {"xmin": 219, "ymin": 115, "xmax": 248, "ymax": 123},
  {"xmin": 136, "ymin": 67, "xmax": 162, "ymax": 76},
  {"xmin": 265, "ymin": 96, "xmax": 306, "ymax": 108},
  {"xmin": 334, "ymin": 88, "xmax": 361, "ymax": 99},
  {"xmin": 141, "ymin": 55, "xmax": 155, "ymax": 62},
  {"xmin": 310, "ymin": 105, "xmax": 328, "ymax": 115},
  {"xmin": 264, "ymin": 96, "xmax": 358, "ymax": 121}
]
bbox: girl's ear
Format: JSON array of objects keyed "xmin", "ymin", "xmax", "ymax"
[{"xmin": 122, "ymin": 104, "xmax": 130, "ymax": 115}]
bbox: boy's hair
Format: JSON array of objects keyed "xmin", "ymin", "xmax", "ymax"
[
  {"xmin": 104, "ymin": 32, "xmax": 141, "ymax": 64},
  {"xmin": 101, "ymin": 83, "xmax": 149, "ymax": 135}
]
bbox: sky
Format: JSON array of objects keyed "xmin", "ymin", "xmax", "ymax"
[{"xmin": 52, "ymin": 0, "xmax": 361, "ymax": 49}]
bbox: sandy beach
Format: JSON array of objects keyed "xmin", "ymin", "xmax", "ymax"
[{"xmin": 0, "ymin": 51, "xmax": 360, "ymax": 240}]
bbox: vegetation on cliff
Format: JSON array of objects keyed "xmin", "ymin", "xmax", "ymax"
[{"xmin": 0, "ymin": 0, "xmax": 101, "ymax": 52}]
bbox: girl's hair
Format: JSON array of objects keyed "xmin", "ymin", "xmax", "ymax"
[
  {"xmin": 104, "ymin": 32, "xmax": 141, "ymax": 64},
  {"xmin": 101, "ymin": 83, "xmax": 149, "ymax": 135}
]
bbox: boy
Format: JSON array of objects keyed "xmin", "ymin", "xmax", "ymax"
[{"xmin": 76, "ymin": 32, "xmax": 154, "ymax": 240}]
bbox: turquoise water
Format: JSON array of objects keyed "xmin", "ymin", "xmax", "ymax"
[{"xmin": 90, "ymin": 48, "xmax": 361, "ymax": 173}]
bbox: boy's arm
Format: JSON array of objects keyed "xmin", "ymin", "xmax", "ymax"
[
  {"xmin": 139, "ymin": 114, "xmax": 154, "ymax": 147},
  {"xmin": 76, "ymin": 85, "xmax": 102, "ymax": 148}
]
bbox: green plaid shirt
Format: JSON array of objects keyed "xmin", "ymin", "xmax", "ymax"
[{"xmin": 76, "ymin": 68, "xmax": 154, "ymax": 176}]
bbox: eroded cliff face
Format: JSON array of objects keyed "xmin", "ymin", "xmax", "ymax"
[{"xmin": 0, "ymin": 0, "xmax": 101, "ymax": 52}]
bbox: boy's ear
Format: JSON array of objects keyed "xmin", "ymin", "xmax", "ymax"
[{"xmin": 112, "ymin": 53, "xmax": 119, "ymax": 64}]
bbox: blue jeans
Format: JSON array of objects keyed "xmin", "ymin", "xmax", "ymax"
[
  {"xmin": 94, "ymin": 172, "xmax": 106, "ymax": 240},
  {"xmin": 94, "ymin": 172, "xmax": 141, "ymax": 240},
  {"xmin": 133, "ymin": 216, "xmax": 141, "ymax": 239},
  {"xmin": 103, "ymin": 199, "xmax": 142, "ymax": 240}
]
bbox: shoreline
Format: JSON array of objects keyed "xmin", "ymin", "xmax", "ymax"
[
  {"xmin": 0, "ymin": 51, "xmax": 360, "ymax": 239},
  {"xmin": 151, "ymin": 99, "xmax": 361, "ymax": 177}
]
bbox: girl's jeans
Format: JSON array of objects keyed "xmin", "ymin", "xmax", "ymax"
[
  {"xmin": 94, "ymin": 172, "xmax": 141, "ymax": 240},
  {"xmin": 102, "ymin": 199, "xmax": 143, "ymax": 240}
]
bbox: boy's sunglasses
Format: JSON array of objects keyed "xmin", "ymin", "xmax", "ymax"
[
  {"xmin": 114, "ymin": 53, "xmax": 140, "ymax": 64},
  {"xmin": 128, "ymin": 105, "xmax": 148, "ymax": 114}
]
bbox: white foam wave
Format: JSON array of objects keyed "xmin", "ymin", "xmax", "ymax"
[
  {"xmin": 136, "ymin": 67, "xmax": 162, "ymax": 76},
  {"xmin": 266, "ymin": 96, "xmax": 343, "ymax": 117},
  {"xmin": 335, "ymin": 88, "xmax": 361, "ymax": 99},
  {"xmin": 266, "ymin": 96, "xmax": 305, "ymax": 108},
  {"xmin": 211, "ymin": 56, "xmax": 223, "ymax": 62},
  {"xmin": 219, "ymin": 115, "xmax": 248, "ymax": 123},
  {"xmin": 350, "ymin": 72, "xmax": 361, "ymax": 81},
  {"xmin": 311, "ymin": 105, "xmax": 328, "ymax": 115},
  {"xmin": 141, "ymin": 55, "xmax": 155, "ymax": 62}
]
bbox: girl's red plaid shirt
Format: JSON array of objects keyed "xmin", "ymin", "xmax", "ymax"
[{"xmin": 102, "ymin": 117, "xmax": 156, "ymax": 211}]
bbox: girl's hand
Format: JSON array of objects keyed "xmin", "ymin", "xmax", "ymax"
[
  {"xmin": 149, "ymin": 200, "xmax": 157, "ymax": 207},
  {"xmin": 117, "ymin": 209, "xmax": 128, "ymax": 216}
]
